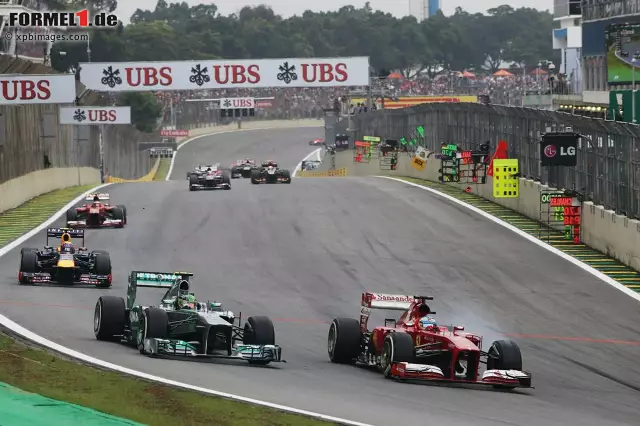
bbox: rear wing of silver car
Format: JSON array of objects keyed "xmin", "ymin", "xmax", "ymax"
[{"xmin": 127, "ymin": 271, "xmax": 194, "ymax": 309}]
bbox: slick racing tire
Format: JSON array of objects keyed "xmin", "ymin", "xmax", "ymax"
[
  {"xmin": 93, "ymin": 254, "xmax": 112, "ymax": 287},
  {"xmin": 250, "ymin": 169, "xmax": 260, "ymax": 184},
  {"xmin": 116, "ymin": 205, "xmax": 127, "ymax": 224},
  {"xmin": 111, "ymin": 207, "xmax": 125, "ymax": 227},
  {"xmin": 381, "ymin": 332, "xmax": 415, "ymax": 378},
  {"xmin": 243, "ymin": 316, "xmax": 275, "ymax": 365},
  {"xmin": 231, "ymin": 167, "xmax": 239, "ymax": 178},
  {"xmin": 486, "ymin": 340, "xmax": 523, "ymax": 390},
  {"xmin": 20, "ymin": 247, "xmax": 38, "ymax": 255},
  {"xmin": 94, "ymin": 296, "xmax": 126, "ymax": 341},
  {"xmin": 138, "ymin": 308, "xmax": 169, "ymax": 355},
  {"xmin": 281, "ymin": 169, "xmax": 291, "ymax": 183},
  {"xmin": 66, "ymin": 208, "xmax": 78, "ymax": 222},
  {"xmin": 189, "ymin": 174, "xmax": 198, "ymax": 191},
  {"xmin": 328, "ymin": 318, "xmax": 361, "ymax": 364},
  {"xmin": 222, "ymin": 171, "xmax": 231, "ymax": 189},
  {"xmin": 19, "ymin": 251, "xmax": 38, "ymax": 284}
]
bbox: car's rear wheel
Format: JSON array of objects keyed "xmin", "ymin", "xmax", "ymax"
[
  {"xmin": 138, "ymin": 308, "xmax": 169, "ymax": 354},
  {"xmin": 381, "ymin": 332, "xmax": 415, "ymax": 378},
  {"xmin": 94, "ymin": 296, "xmax": 126, "ymax": 341},
  {"xmin": 328, "ymin": 318, "xmax": 361, "ymax": 364}
]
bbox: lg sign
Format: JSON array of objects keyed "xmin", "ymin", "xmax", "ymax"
[
  {"xmin": 540, "ymin": 133, "xmax": 578, "ymax": 167},
  {"xmin": 543, "ymin": 145, "xmax": 575, "ymax": 157}
]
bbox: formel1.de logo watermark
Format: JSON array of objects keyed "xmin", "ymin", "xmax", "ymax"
[{"xmin": 8, "ymin": 9, "xmax": 119, "ymax": 28}]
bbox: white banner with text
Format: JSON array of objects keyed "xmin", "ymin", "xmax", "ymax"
[
  {"xmin": 59, "ymin": 106, "xmax": 131, "ymax": 124},
  {"xmin": 78, "ymin": 57, "xmax": 370, "ymax": 91},
  {"xmin": 0, "ymin": 75, "xmax": 76, "ymax": 104}
]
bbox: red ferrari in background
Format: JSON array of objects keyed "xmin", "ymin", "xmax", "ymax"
[
  {"xmin": 66, "ymin": 193, "xmax": 127, "ymax": 228},
  {"xmin": 328, "ymin": 292, "xmax": 532, "ymax": 389},
  {"xmin": 309, "ymin": 138, "xmax": 324, "ymax": 145}
]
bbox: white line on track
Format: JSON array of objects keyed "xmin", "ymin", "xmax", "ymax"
[
  {"xmin": 0, "ymin": 125, "xmax": 374, "ymax": 426},
  {"xmin": 375, "ymin": 176, "xmax": 640, "ymax": 304},
  {"xmin": 292, "ymin": 148, "xmax": 321, "ymax": 177}
]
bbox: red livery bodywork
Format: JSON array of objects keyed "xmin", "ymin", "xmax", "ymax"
[
  {"xmin": 328, "ymin": 292, "xmax": 532, "ymax": 390},
  {"xmin": 66, "ymin": 193, "xmax": 126, "ymax": 228}
]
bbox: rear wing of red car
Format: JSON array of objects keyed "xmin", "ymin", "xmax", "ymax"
[
  {"xmin": 361, "ymin": 292, "xmax": 432, "ymax": 310},
  {"xmin": 85, "ymin": 192, "xmax": 109, "ymax": 201},
  {"xmin": 360, "ymin": 292, "xmax": 434, "ymax": 332}
]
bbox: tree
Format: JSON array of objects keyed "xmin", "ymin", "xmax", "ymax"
[
  {"xmin": 117, "ymin": 93, "xmax": 163, "ymax": 133},
  {"xmin": 48, "ymin": 2, "xmax": 555, "ymax": 79}
]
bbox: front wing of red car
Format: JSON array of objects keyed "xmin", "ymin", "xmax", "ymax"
[
  {"xmin": 67, "ymin": 219, "xmax": 124, "ymax": 228},
  {"xmin": 389, "ymin": 362, "xmax": 532, "ymax": 388}
]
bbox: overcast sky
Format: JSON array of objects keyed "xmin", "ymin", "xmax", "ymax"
[{"xmin": 116, "ymin": 0, "xmax": 552, "ymax": 23}]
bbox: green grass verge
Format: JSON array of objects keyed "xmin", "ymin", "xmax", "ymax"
[
  {"xmin": 396, "ymin": 176, "xmax": 640, "ymax": 291},
  {"xmin": 0, "ymin": 185, "xmax": 97, "ymax": 247},
  {"xmin": 0, "ymin": 333, "xmax": 334, "ymax": 426},
  {"xmin": 153, "ymin": 159, "xmax": 171, "ymax": 181}
]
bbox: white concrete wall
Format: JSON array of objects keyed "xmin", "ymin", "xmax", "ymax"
[
  {"xmin": 0, "ymin": 167, "xmax": 100, "ymax": 213},
  {"xmin": 323, "ymin": 150, "xmax": 640, "ymax": 271}
]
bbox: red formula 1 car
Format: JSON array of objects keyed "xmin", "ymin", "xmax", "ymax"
[
  {"xmin": 309, "ymin": 138, "xmax": 324, "ymax": 146},
  {"xmin": 328, "ymin": 293, "xmax": 532, "ymax": 389},
  {"xmin": 66, "ymin": 193, "xmax": 127, "ymax": 228}
]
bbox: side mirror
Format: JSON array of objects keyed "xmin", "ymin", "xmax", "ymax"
[
  {"xmin": 44, "ymin": 246, "xmax": 53, "ymax": 250},
  {"xmin": 453, "ymin": 325, "xmax": 464, "ymax": 331}
]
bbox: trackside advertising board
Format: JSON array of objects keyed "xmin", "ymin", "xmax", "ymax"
[
  {"xmin": 59, "ymin": 106, "xmax": 131, "ymax": 124},
  {"xmin": 78, "ymin": 57, "xmax": 370, "ymax": 91},
  {"xmin": 0, "ymin": 75, "xmax": 76, "ymax": 104}
]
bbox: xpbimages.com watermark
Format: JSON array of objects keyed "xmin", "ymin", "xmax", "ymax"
[{"xmin": 4, "ymin": 30, "xmax": 89, "ymax": 43}]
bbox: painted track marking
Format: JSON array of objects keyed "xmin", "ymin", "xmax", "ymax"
[
  {"xmin": 0, "ymin": 125, "xmax": 372, "ymax": 426},
  {"xmin": 375, "ymin": 176, "xmax": 640, "ymax": 304}
]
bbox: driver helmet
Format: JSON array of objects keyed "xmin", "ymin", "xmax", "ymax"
[
  {"xmin": 178, "ymin": 293, "xmax": 196, "ymax": 310},
  {"xmin": 419, "ymin": 315, "xmax": 438, "ymax": 331},
  {"xmin": 93, "ymin": 195, "xmax": 100, "ymax": 201}
]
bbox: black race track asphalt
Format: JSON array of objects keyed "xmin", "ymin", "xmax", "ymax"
[{"xmin": 1, "ymin": 127, "xmax": 639, "ymax": 426}]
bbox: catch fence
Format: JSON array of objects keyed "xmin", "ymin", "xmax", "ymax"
[{"xmin": 337, "ymin": 103, "xmax": 640, "ymax": 218}]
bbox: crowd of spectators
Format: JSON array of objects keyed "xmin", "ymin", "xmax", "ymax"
[{"xmin": 166, "ymin": 70, "xmax": 569, "ymax": 125}]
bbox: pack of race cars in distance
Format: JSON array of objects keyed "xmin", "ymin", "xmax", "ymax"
[
  {"xmin": 18, "ymin": 228, "xmax": 112, "ymax": 287},
  {"xmin": 94, "ymin": 271, "xmax": 283, "ymax": 364},
  {"xmin": 66, "ymin": 193, "xmax": 127, "ymax": 228},
  {"xmin": 328, "ymin": 292, "xmax": 532, "ymax": 389},
  {"xmin": 188, "ymin": 164, "xmax": 231, "ymax": 190}
]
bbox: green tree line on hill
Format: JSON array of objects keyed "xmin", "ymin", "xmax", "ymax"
[
  {"xmin": 47, "ymin": 1, "xmax": 554, "ymax": 131},
  {"xmin": 51, "ymin": 1, "xmax": 554, "ymax": 75}
]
